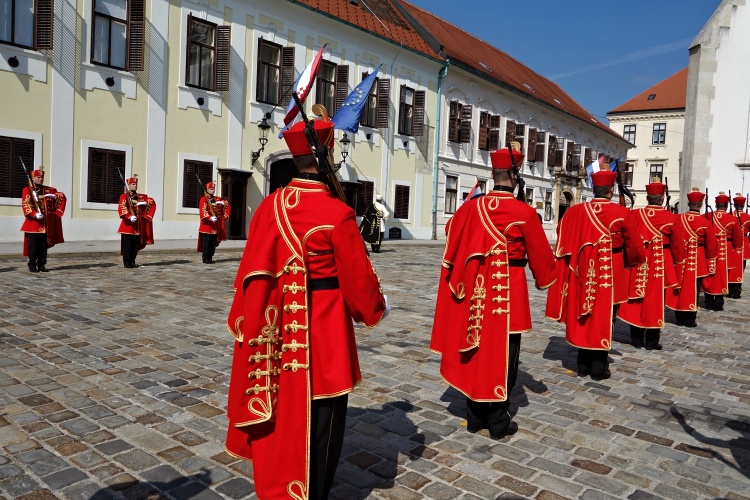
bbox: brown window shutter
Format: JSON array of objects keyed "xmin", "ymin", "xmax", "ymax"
[
  {"xmin": 34, "ymin": 0, "xmax": 54, "ymax": 50},
  {"xmin": 0, "ymin": 136, "xmax": 34, "ymax": 198},
  {"xmin": 280, "ymin": 47, "xmax": 295, "ymax": 107},
  {"xmin": 412, "ymin": 90, "xmax": 425, "ymax": 136},
  {"xmin": 535, "ymin": 132, "xmax": 546, "ymax": 163},
  {"xmin": 88, "ymin": 149, "xmax": 108, "ymax": 204},
  {"xmin": 214, "ymin": 26, "xmax": 231, "ymax": 91},
  {"xmin": 547, "ymin": 135, "xmax": 556, "ymax": 165},
  {"xmin": 256, "ymin": 38, "xmax": 265, "ymax": 102},
  {"xmin": 0, "ymin": 137, "xmax": 11, "ymax": 198},
  {"xmin": 183, "ymin": 160, "xmax": 213, "ymax": 208},
  {"xmin": 394, "ymin": 185, "xmax": 410, "ymax": 219},
  {"xmin": 555, "ymin": 138, "xmax": 564, "ymax": 167},
  {"xmin": 488, "ymin": 129, "xmax": 500, "ymax": 151},
  {"xmin": 459, "ymin": 104, "xmax": 472, "ymax": 143},
  {"xmin": 376, "ymin": 79, "xmax": 390, "ymax": 128},
  {"xmin": 478, "ymin": 123, "xmax": 488, "ymax": 150},
  {"xmin": 505, "ymin": 120, "xmax": 515, "ymax": 147},
  {"xmin": 356, "ymin": 180, "xmax": 374, "ymax": 216},
  {"xmin": 126, "ymin": 0, "xmax": 145, "ymax": 71},
  {"xmin": 107, "ymin": 151, "xmax": 126, "ymax": 203},
  {"xmin": 334, "ymin": 64, "xmax": 349, "ymax": 115},
  {"xmin": 490, "ymin": 114, "xmax": 501, "ymax": 129},
  {"xmin": 527, "ymin": 128, "xmax": 537, "ymax": 161},
  {"xmin": 397, "ymin": 85, "xmax": 407, "ymax": 134},
  {"xmin": 448, "ymin": 101, "xmax": 459, "ymax": 142},
  {"xmin": 584, "ymin": 148, "xmax": 592, "ymax": 168}
]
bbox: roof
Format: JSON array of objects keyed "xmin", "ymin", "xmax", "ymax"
[
  {"xmin": 399, "ymin": 1, "xmax": 622, "ymax": 140},
  {"xmin": 608, "ymin": 68, "xmax": 688, "ymax": 114},
  {"xmin": 286, "ymin": 0, "xmax": 440, "ymax": 59}
]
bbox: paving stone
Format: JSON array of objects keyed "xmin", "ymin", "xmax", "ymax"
[
  {"xmin": 40, "ymin": 468, "xmax": 87, "ymax": 490},
  {"xmin": 215, "ymin": 478, "xmax": 254, "ymax": 499},
  {"xmin": 421, "ymin": 482, "xmax": 462, "ymax": 500}
]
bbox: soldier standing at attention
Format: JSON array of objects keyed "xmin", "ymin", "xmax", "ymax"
[
  {"xmin": 20, "ymin": 166, "xmax": 66, "ymax": 272},
  {"xmin": 618, "ymin": 181, "xmax": 686, "ymax": 350},
  {"xmin": 225, "ymin": 114, "xmax": 388, "ymax": 499},
  {"xmin": 667, "ymin": 188, "xmax": 718, "ymax": 327},
  {"xmin": 727, "ymin": 193, "xmax": 750, "ymax": 298},
  {"xmin": 117, "ymin": 175, "xmax": 156, "ymax": 268},
  {"xmin": 546, "ymin": 168, "xmax": 645, "ymax": 379},
  {"xmin": 431, "ymin": 146, "xmax": 555, "ymax": 439},
  {"xmin": 702, "ymin": 192, "xmax": 743, "ymax": 310},
  {"xmin": 197, "ymin": 181, "xmax": 230, "ymax": 264}
]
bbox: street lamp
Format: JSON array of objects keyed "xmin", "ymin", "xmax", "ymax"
[
  {"xmin": 251, "ymin": 113, "xmax": 272, "ymax": 166},
  {"xmin": 334, "ymin": 132, "xmax": 351, "ymax": 172}
]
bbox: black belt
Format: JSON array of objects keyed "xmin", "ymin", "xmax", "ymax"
[
  {"xmin": 508, "ymin": 259, "xmax": 527, "ymax": 267},
  {"xmin": 309, "ymin": 277, "xmax": 339, "ymax": 291},
  {"xmin": 663, "ymin": 244, "xmax": 671, "ymax": 249},
  {"xmin": 612, "ymin": 247, "xmax": 623, "ymax": 254}
]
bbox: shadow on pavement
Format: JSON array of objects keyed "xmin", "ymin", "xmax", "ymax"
[
  {"xmin": 670, "ymin": 406, "xmax": 750, "ymax": 479},
  {"xmin": 51, "ymin": 262, "xmax": 117, "ymax": 271},
  {"xmin": 89, "ymin": 468, "xmax": 253, "ymax": 499},
  {"xmin": 0, "ymin": 266, "xmax": 15, "ymax": 273},
  {"xmin": 138, "ymin": 259, "xmax": 191, "ymax": 267},
  {"xmin": 332, "ymin": 401, "xmax": 426, "ymax": 499},
  {"xmin": 542, "ymin": 335, "xmax": 578, "ymax": 372}
]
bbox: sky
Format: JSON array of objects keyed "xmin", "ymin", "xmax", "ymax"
[{"xmin": 404, "ymin": 0, "xmax": 721, "ymax": 123}]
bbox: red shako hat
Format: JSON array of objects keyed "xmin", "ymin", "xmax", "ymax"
[
  {"xmin": 645, "ymin": 182, "xmax": 666, "ymax": 196},
  {"xmin": 732, "ymin": 193, "xmax": 746, "ymax": 205},
  {"xmin": 490, "ymin": 144, "xmax": 525, "ymax": 170},
  {"xmin": 32, "ymin": 166, "xmax": 45, "ymax": 178},
  {"xmin": 282, "ymin": 118, "xmax": 335, "ymax": 157},
  {"xmin": 686, "ymin": 187, "xmax": 705, "ymax": 203},
  {"xmin": 591, "ymin": 169, "xmax": 616, "ymax": 187},
  {"xmin": 127, "ymin": 174, "xmax": 138, "ymax": 185},
  {"xmin": 715, "ymin": 191, "xmax": 730, "ymax": 204},
  {"xmin": 206, "ymin": 181, "xmax": 215, "ymax": 190}
]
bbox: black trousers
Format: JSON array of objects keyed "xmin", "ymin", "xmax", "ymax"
[
  {"xmin": 704, "ymin": 292, "xmax": 724, "ymax": 311},
  {"xmin": 371, "ymin": 232, "xmax": 384, "ymax": 252},
  {"xmin": 309, "ymin": 394, "xmax": 348, "ymax": 500},
  {"xmin": 122, "ymin": 234, "xmax": 141, "ymax": 267},
  {"xmin": 577, "ymin": 348, "xmax": 609, "ymax": 377},
  {"xmin": 630, "ymin": 326, "xmax": 661, "ymax": 348},
  {"xmin": 201, "ymin": 233, "xmax": 217, "ymax": 262},
  {"xmin": 675, "ymin": 278, "xmax": 702, "ymax": 325},
  {"xmin": 728, "ymin": 282, "xmax": 742, "ymax": 299},
  {"xmin": 26, "ymin": 233, "xmax": 48, "ymax": 267},
  {"xmin": 465, "ymin": 333, "xmax": 521, "ymax": 438}
]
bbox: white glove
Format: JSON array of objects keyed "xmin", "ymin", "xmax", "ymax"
[
  {"xmin": 35, "ymin": 212, "xmax": 43, "ymax": 220},
  {"xmin": 215, "ymin": 201, "xmax": 224, "ymax": 205},
  {"xmin": 137, "ymin": 201, "xmax": 147, "ymax": 206},
  {"xmin": 44, "ymin": 193, "xmax": 56, "ymax": 198},
  {"xmin": 383, "ymin": 294, "xmax": 390, "ymax": 318},
  {"xmin": 210, "ymin": 216, "xmax": 217, "ymax": 222},
  {"xmin": 129, "ymin": 215, "xmax": 137, "ymax": 222}
]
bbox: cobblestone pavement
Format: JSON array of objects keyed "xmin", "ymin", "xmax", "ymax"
[{"xmin": 1, "ymin": 246, "xmax": 749, "ymax": 500}]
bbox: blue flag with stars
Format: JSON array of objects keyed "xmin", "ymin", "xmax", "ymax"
[{"xmin": 332, "ymin": 64, "xmax": 382, "ymax": 134}]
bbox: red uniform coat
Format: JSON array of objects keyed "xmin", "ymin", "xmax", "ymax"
[
  {"xmin": 727, "ymin": 211, "xmax": 747, "ymax": 283},
  {"xmin": 738, "ymin": 211, "xmax": 750, "ymax": 260},
  {"xmin": 618, "ymin": 206, "xmax": 686, "ymax": 329},
  {"xmin": 546, "ymin": 201, "xmax": 645, "ymax": 350},
  {"xmin": 196, "ymin": 195, "xmax": 230, "ymax": 252},
  {"xmin": 20, "ymin": 185, "xmax": 66, "ymax": 256},
  {"xmin": 430, "ymin": 191, "xmax": 555, "ymax": 402},
  {"xmin": 666, "ymin": 211, "xmax": 719, "ymax": 311},
  {"xmin": 117, "ymin": 192, "xmax": 156, "ymax": 249},
  {"xmin": 225, "ymin": 179, "xmax": 386, "ymax": 500},
  {"xmin": 702, "ymin": 211, "xmax": 742, "ymax": 294}
]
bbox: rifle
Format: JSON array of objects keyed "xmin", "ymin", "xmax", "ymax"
[
  {"xmin": 664, "ymin": 177, "xmax": 671, "ymax": 211},
  {"xmin": 507, "ymin": 142, "xmax": 525, "ymax": 203},
  {"xmin": 704, "ymin": 188, "xmax": 713, "ymax": 226},
  {"xmin": 290, "ymin": 91, "xmax": 347, "ymax": 202},
  {"xmin": 19, "ymin": 157, "xmax": 43, "ymax": 215},
  {"xmin": 117, "ymin": 168, "xmax": 136, "ymax": 217},
  {"xmin": 616, "ymin": 161, "xmax": 635, "ymax": 208},
  {"xmin": 195, "ymin": 174, "xmax": 216, "ymax": 218}
]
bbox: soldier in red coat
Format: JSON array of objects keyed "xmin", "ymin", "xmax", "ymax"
[
  {"xmin": 20, "ymin": 167, "xmax": 66, "ymax": 272},
  {"xmin": 618, "ymin": 181, "xmax": 686, "ymax": 350},
  {"xmin": 667, "ymin": 188, "xmax": 718, "ymax": 327},
  {"xmin": 431, "ymin": 146, "xmax": 555, "ymax": 439},
  {"xmin": 702, "ymin": 192, "xmax": 743, "ymax": 310},
  {"xmin": 546, "ymin": 169, "xmax": 645, "ymax": 380},
  {"xmin": 117, "ymin": 175, "xmax": 156, "ymax": 268},
  {"xmin": 225, "ymin": 116, "xmax": 388, "ymax": 500},
  {"xmin": 727, "ymin": 193, "xmax": 750, "ymax": 298},
  {"xmin": 197, "ymin": 181, "xmax": 230, "ymax": 264}
]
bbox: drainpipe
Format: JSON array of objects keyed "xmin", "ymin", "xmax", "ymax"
[{"xmin": 432, "ymin": 60, "xmax": 450, "ymax": 240}]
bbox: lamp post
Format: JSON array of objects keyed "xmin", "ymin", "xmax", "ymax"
[
  {"xmin": 334, "ymin": 132, "xmax": 351, "ymax": 172},
  {"xmin": 251, "ymin": 114, "xmax": 272, "ymax": 167}
]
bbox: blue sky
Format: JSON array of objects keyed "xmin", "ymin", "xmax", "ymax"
[{"xmin": 405, "ymin": 0, "xmax": 721, "ymax": 123}]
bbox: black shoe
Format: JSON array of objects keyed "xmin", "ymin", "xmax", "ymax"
[
  {"xmin": 38, "ymin": 265, "xmax": 48, "ymax": 272},
  {"xmin": 490, "ymin": 421, "xmax": 518, "ymax": 440},
  {"xmin": 684, "ymin": 321, "xmax": 697, "ymax": 328},
  {"xmin": 632, "ymin": 340, "xmax": 643, "ymax": 349},
  {"xmin": 577, "ymin": 365, "xmax": 589, "ymax": 377},
  {"xmin": 590, "ymin": 369, "xmax": 611, "ymax": 381},
  {"xmin": 28, "ymin": 264, "xmax": 38, "ymax": 273},
  {"xmin": 675, "ymin": 319, "xmax": 685, "ymax": 326},
  {"xmin": 466, "ymin": 422, "xmax": 485, "ymax": 434},
  {"xmin": 207, "ymin": 259, "xmax": 215, "ymax": 264},
  {"xmin": 645, "ymin": 344, "xmax": 663, "ymax": 351}
]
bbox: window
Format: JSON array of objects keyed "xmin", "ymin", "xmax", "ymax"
[
  {"xmin": 649, "ymin": 164, "xmax": 663, "ymax": 182},
  {"xmin": 256, "ymin": 39, "xmax": 293, "ymax": 105},
  {"xmin": 394, "ymin": 184, "xmax": 410, "ymax": 219},
  {"xmin": 314, "ymin": 62, "xmax": 348, "ymax": 117},
  {"xmin": 355, "ymin": 180, "xmax": 374, "ymax": 217},
  {"xmin": 87, "ymin": 148, "xmax": 125, "ymax": 204},
  {"xmin": 544, "ymin": 191, "xmax": 553, "ymax": 221},
  {"xmin": 0, "ymin": 135, "xmax": 33, "ymax": 199},
  {"xmin": 186, "ymin": 15, "xmax": 230, "ymax": 91},
  {"xmin": 448, "ymin": 101, "xmax": 472, "ymax": 143},
  {"xmin": 554, "ymin": 137, "xmax": 564, "ymax": 167},
  {"xmin": 0, "ymin": 0, "xmax": 53, "ymax": 50},
  {"xmin": 652, "ymin": 123, "xmax": 666, "ymax": 145},
  {"xmin": 525, "ymin": 187, "xmax": 534, "ymax": 205},
  {"xmin": 397, "ymin": 86, "xmax": 425, "ymax": 136},
  {"xmin": 623, "ymin": 124, "xmax": 636, "ymax": 144},
  {"xmin": 534, "ymin": 130, "xmax": 546, "ymax": 163},
  {"xmin": 566, "ymin": 142, "xmax": 581, "ymax": 172},
  {"xmin": 513, "ymin": 123, "xmax": 526, "ymax": 153},
  {"xmin": 478, "ymin": 112, "xmax": 500, "ymax": 151},
  {"xmin": 527, "ymin": 128, "xmax": 537, "ymax": 161},
  {"xmin": 92, "ymin": 0, "xmax": 145, "ymax": 71},
  {"xmin": 183, "ymin": 159, "xmax": 213, "ymax": 208},
  {"xmin": 445, "ymin": 175, "xmax": 458, "ymax": 214},
  {"xmin": 623, "ymin": 162, "xmax": 633, "ymax": 187},
  {"xmin": 359, "ymin": 74, "xmax": 391, "ymax": 129},
  {"xmin": 462, "ymin": 180, "xmax": 486, "ymax": 201}
]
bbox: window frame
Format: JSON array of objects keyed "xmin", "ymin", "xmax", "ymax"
[
  {"xmin": 89, "ymin": 0, "xmax": 144, "ymax": 72},
  {"xmin": 652, "ymin": 123, "xmax": 666, "ymax": 145},
  {"xmin": 355, "ymin": 179, "xmax": 375, "ymax": 217},
  {"xmin": 478, "ymin": 112, "xmax": 501, "ymax": 151},
  {"xmin": 623, "ymin": 124, "xmax": 636, "ymax": 144},
  {"xmin": 0, "ymin": 0, "xmax": 53, "ymax": 50},
  {"xmin": 87, "ymin": 147, "xmax": 127, "ymax": 205},
  {"xmin": 80, "ymin": 140, "xmax": 132, "ymax": 211},
  {"xmin": 176, "ymin": 152, "xmax": 217, "ymax": 214},
  {"xmin": 256, "ymin": 38, "xmax": 292, "ymax": 105},
  {"xmin": 392, "ymin": 182, "xmax": 411, "ymax": 221},
  {"xmin": 0, "ymin": 133, "xmax": 35, "ymax": 201},
  {"xmin": 360, "ymin": 72, "xmax": 379, "ymax": 129},
  {"xmin": 184, "ymin": 14, "xmax": 231, "ymax": 92},
  {"xmin": 448, "ymin": 101, "xmax": 472, "ymax": 143},
  {"xmin": 444, "ymin": 174, "xmax": 458, "ymax": 215},
  {"xmin": 649, "ymin": 163, "xmax": 664, "ymax": 183}
]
